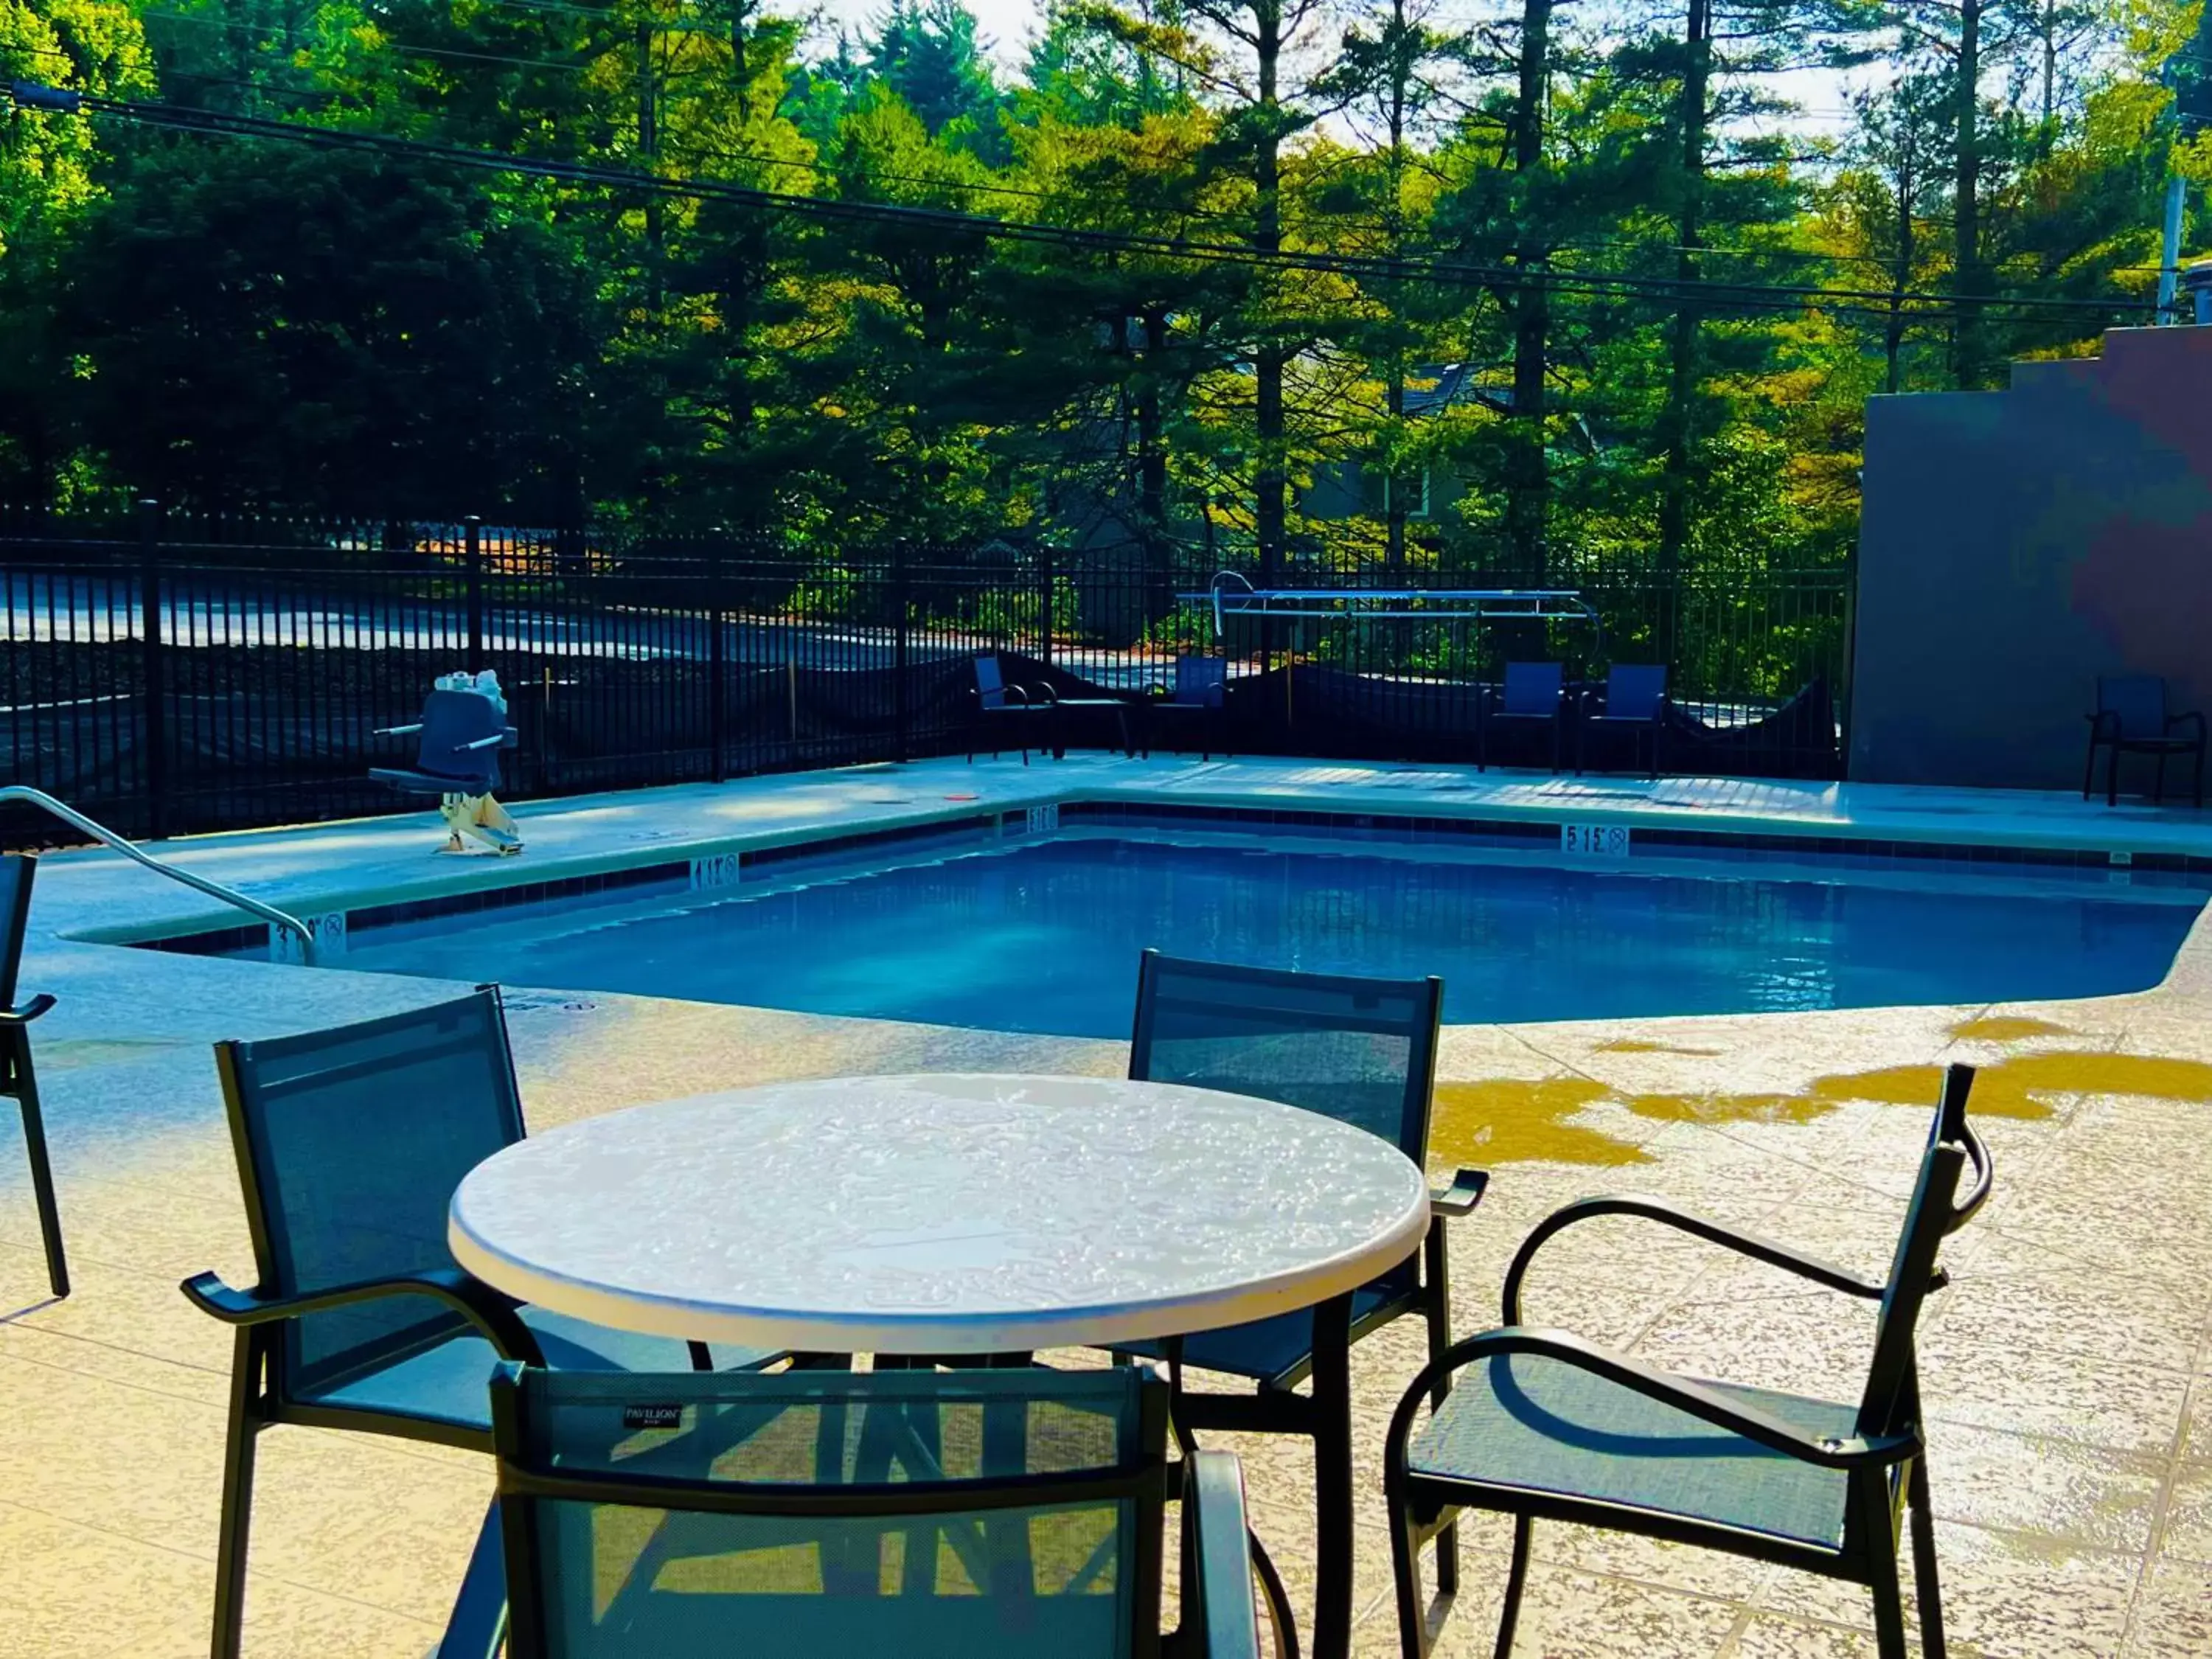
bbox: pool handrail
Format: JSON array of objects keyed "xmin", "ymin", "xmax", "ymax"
[{"xmin": 0, "ymin": 786, "xmax": 319, "ymax": 966}]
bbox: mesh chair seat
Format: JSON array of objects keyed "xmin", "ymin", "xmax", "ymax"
[
  {"xmin": 302, "ymin": 1306, "xmax": 776, "ymax": 1431},
  {"xmin": 1116, "ymin": 1285, "xmax": 1404, "ymax": 1383},
  {"xmin": 1408, "ymin": 1354, "xmax": 1857, "ymax": 1549}
]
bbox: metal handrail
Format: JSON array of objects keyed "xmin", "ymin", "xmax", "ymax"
[{"xmin": 1, "ymin": 786, "xmax": 319, "ymax": 965}]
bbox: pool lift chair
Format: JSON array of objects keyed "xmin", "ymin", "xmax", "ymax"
[{"xmin": 372, "ymin": 674, "xmax": 524, "ymax": 855}]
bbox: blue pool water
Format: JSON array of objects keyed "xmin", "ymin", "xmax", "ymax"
[{"xmin": 327, "ymin": 837, "xmax": 2205, "ymax": 1037}]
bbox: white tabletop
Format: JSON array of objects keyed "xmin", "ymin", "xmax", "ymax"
[{"xmin": 449, "ymin": 1072, "xmax": 1430, "ymax": 1354}]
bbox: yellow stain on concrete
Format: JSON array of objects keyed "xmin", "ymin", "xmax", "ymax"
[
  {"xmin": 1946, "ymin": 1016, "xmax": 2076, "ymax": 1042},
  {"xmin": 1590, "ymin": 1038, "xmax": 1725, "ymax": 1057},
  {"xmin": 1431, "ymin": 1077, "xmax": 1646, "ymax": 1166},
  {"xmin": 1431, "ymin": 1051, "xmax": 2212, "ymax": 1166}
]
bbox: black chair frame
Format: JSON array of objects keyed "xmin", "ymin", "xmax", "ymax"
[
  {"xmin": 2083, "ymin": 678, "xmax": 2206, "ymax": 807},
  {"xmin": 1576, "ymin": 667, "xmax": 1670, "ymax": 780},
  {"xmin": 1384, "ymin": 1065, "xmax": 1992, "ymax": 1659},
  {"xmin": 1476, "ymin": 664, "xmax": 1568, "ymax": 773},
  {"xmin": 483, "ymin": 1363, "xmax": 1284, "ymax": 1659},
  {"xmin": 1, "ymin": 853, "xmax": 66, "ymax": 1299},
  {"xmin": 1118, "ymin": 950, "xmax": 1487, "ymax": 1659},
  {"xmin": 181, "ymin": 988, "xmax": 716, "ymax": 1659},
  {"xmin": 968, "ymin": 655, "xmax": 1062, "ymax": 765}
]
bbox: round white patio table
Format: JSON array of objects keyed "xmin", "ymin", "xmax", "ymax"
[{"xmin": 447, "ymin": 1071, "xmax": 1429, "ymax": 1355}]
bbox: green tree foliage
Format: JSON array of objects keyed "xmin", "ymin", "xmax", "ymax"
[{"xmin": 0, "ymin": 0, "xmax": 2200, "ymax": 589}]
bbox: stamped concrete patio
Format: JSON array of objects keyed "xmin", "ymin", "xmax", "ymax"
[{"xmin": 2, "ymin": 756, "xmax": 2209, "ymax": 1658}]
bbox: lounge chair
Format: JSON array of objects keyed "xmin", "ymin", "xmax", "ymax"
[
  {"xmin": 968, "ymin": 655, "xmax": 1058, "ymax": 765},
  {"xmin": 1144, "ymin": 655, "xmax": 1231, "ymax": 760},
  {"xmin": 2084, "ymin": 675, "xmax": 2205, "ymax": 807},
  {"xmin": 1, "ymin": 853, "xmax": 66, "ymax": 1300},
  {"xmin": 372, "ymin": 680, "xmax": 523, "ymax": 854},
  {"xmin": 1579, "ymin": 664, "xmax": 1669, "ymax": 779},
  {"xmin": 1478, "ymin": 661, "xmax": 1568, "ymax": 773},
  {"xmin": 449, "ymin": 1361, "xmax": 1280, "ymax": 1659},
  {"xmin": 1384, "ymin": 1064, "xmax": 1992, "ymax": 1659},
  {"xmin": 180, "ymin": 988, "xmax": 783, "ymax": 1659},
  {"xmin": 1103, "ymin": 950, "xmax": 1489, "ymax": 1659}
]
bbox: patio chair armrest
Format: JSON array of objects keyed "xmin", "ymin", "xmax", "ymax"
[
  {"xmin": 181, "ymin": 1267, "xmax": 546, "ymax": 1364},
  {"xmin": 2166, "ymin": 710, "xmax": 2207, "ymax": 740},
  {"xmin": 0, "ymin": 992, "xmax": 57, "ymax": 1025},
  {"xmin": 1386, "ymin": 1325, "xmax": 1919, "ymax": 1473},
  {"xmin": 1431, "ymin": 1166, "xmax": 1490, "ymax": 1219},
  {"xmin": 2084, "ymin": 711, "xmax": 2120, "ymax": 736},
  {"xmin": 1503, "ymin": 1194, "xmax": 1886, "ymax": 1324},
  {"xmin": 1185, "ymin": 1450, "xmax": 1269, "ymax": 1659}
]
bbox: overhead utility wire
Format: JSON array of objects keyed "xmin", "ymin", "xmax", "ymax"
[{"xmin": 4, "ymin": 82, "xmax": 2153, "ymax": 323}]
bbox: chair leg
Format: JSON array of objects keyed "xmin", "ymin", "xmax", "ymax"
[
  {"xmin": 1388, "ymin": 1488, "xmax": 1432, "ymax": 1659},
  {"xmin": 2108, "ymin": 742, "xmax": 2121, "ymax": 807},
  {"xmin": 2154, "ymin": 751, "xmax": 2167, "ymax": 806},
  {"xmin": 1311, "ymin": 1293, "xmax": 1355, "ymax": 1659},
  {"xmin": 1908, "ymin": 1458, "xmax": 1947, "ymax": 1659},
  {"xmin": 211, "ymin": 1329, "xmax": 263, "ymax": 1659},
  {"xmin": 2082, "ymin": 737, "xmax": 2097, "ymax": 799},
  {"xmin": 9, "ymin": 1034, "xmax": 68, "ymax": 1298},
  {"xmin": 1860, "ymin": 1475, "xmax": 1912, "ymax": 1659},
  {"xmin": 1422, "ymin": 1226, "xmax": 1458, "ymax": 1598},
  {"xmin": 1493, "ymin": 1514, "xmax": 1532, "ymax": 1659}
]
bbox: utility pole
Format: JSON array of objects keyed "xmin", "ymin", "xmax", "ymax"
[{"xmin": 2157, "ymin": 174, "xmax": 2187, "ymax": 321}]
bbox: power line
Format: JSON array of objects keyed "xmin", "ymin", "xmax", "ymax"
[{"xmin": 4, "ymin": 82, "xmax": 2153, "ymax": 326}]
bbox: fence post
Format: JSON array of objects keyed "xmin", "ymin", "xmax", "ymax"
[
  {"xmin": 709, "ymin": 532, "xmax": 728, "ymax": 782},
  {"xmin": 464, "ymin": 515, "xmax": 484, "ymax": 671},
  {"xmin": 136, "ymin": 498, "xmax": 167, "ymax": 841},
  {"xmin": 1037, "ymin": 541, "xmax": 1054, "ymax": 669},
  {"xmin": 892, "ymin": 542, "xmax": 911, "ymax": 762}
]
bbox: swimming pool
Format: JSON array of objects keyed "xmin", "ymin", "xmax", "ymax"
[{"xmin": 322, "ymin": 834, "xmax": 2205, "ymax": 1037}]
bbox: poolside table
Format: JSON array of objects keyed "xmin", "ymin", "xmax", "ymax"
[{"xmin": 448, "ymin": 1071, "xmax": 1431, "ymax": 1658}]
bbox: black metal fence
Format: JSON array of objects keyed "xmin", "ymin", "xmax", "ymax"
[{"xmin": 1, "ymin": 502, "xmax": 1850, "ymax": 845}]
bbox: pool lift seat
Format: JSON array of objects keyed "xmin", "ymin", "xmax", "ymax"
[{"xmin": 372, "ymin": 680, "xmax": 523, "ymax": 855}]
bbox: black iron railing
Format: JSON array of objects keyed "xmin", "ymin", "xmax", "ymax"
[{"xmin": 0, "ymin": 503, "xmax": 1851, "ymax": 844}]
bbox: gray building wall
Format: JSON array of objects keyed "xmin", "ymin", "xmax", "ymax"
[{"xmin": 1850, "ymin": 326, "xmax": 2212, "ymax": 790}]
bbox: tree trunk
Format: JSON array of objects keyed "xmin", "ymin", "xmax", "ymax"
[
  {"xmin": 1952, "ymin": 0, "xmax": 1983, "ymax": 389},
  {"xmin": 1885, "ymin": 145, "xmax": 1913, "ymax": 396},
  {"xmin": 1384, "ymin": 0, "xmax": 1410, "ymax": 580},
  {"xmin": 1138, "ymin": 309, "xmax": 1172, "ymax": 622},
  {"xmin": 1506, "ymin": 0, "xmax": 1553, "ymax": 574},
  {"xmin": 1656, "ymin": 0, "xmax": 1710, "ymax": 661},
  {"xmin": 1253, "ymin": 0, "xmax": 1287, "ymax": 591}
]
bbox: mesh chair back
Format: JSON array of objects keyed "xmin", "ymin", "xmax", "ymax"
[
  {"xmin": 975, "ymin": 655, "xmax": 1013, "ymax": 711},
  {"xmin": 494, "ymin": 1363, "xmax": 1167, "ymax": 1659},
  {"xmin": 216, "ymin": 989, "xmax": 525, "ymax": 1394},
  {"xmin": 1604, "ymin": 664, "xmax": 1669, "ymax": 721},
  {"xmin": 1172, "ymin": 657, "xmax": 1228, "ymax": 709},
  {"xmin": 1854, "ymin": 1133, "xmax": 1966, "ymax": 1441},
  {"xmin": 1130, "ymin": 950, "xmax": 1442, "ymax": 1164},
  {"xmin": 2097, "ymin": 675, "xmax": 2168, "ymax": 740},
  {"xmin": 411, "ymin": 689, "xmax": 507, "ymax": 790},
  {"xmin": 0, "ymin": 854, "xmax": 33, "ymax": 1012},
  {"xmin": 1500, "ymin": 661, "xmax": 1565, "ymax": 717}
]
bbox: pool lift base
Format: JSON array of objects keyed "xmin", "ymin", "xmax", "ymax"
[{"xmin": 439, "ymin": 791, "xmax": 523, "ymax": 857}]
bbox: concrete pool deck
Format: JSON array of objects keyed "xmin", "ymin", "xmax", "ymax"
[{"xmin": 3, "ymin": 757, "xmax": 2211, "ymax": 1656}]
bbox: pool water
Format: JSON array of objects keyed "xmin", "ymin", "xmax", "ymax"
[{"xmin": 327, "ymin": 837, "xmax": 2204, "ymax": 1037}]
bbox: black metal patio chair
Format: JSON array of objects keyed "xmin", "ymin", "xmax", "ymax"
[
  {"xmin": 969, "ymin": 655, "xmax": 1060, "ymax": 765},
  {"xmin": 2084, "ymin": 675, "xmax": 2206, "ymax": 807},
  {"xmin": 1104, "ymin": 950, "xmax": 1489, "ymax": 1659},
  {"xmin": 1144, "ymin": 655, "xmax": 1231, "ymax": 761},
  {"xmin": 1384, "ymin": 1064, "xmax": 1993, "ymax": 1659},
  {"xmin": 447, "ymin": 1361, "xmax": 1282, "ymax": 1659},
  {"xmin": 1577, "ymin": 664, "xmax": 1670, "ymax": 779},
  {"xmin": 181, "ymin": 987, "xmax": 783, "ymax": 1659},
  {"xmin": 1477, "ymin": 662, "xmax": 1568, "ymax": 773},
  {"xmin": 1, "ymin": 853, "xmax": 66, "ymax": 1301}
]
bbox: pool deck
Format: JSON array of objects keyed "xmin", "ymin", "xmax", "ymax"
[{"xmin": 4, "ymin": 758, "xmax": 2212, "ymax": 1657}]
